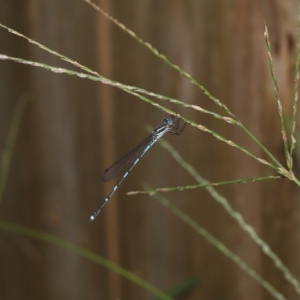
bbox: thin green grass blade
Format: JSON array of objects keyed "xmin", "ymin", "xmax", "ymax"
[
  {"xmin": 0, "ymin": 54, "xmax": 233, "ymax": 122},
  {"xmin": 83, "ymin": 0, "xmax": 235, "ymax": 118},
  {"xmin": 0, "ymin": 26, "xmax": 287, "ymax": 175},
  {"xmin": 82, "ymin": 0, "xmax": 297, "ymax": 175},
  {"xmin": 154, "ymin": 139, "xmax": 300, "ymax": 295},
  {"xmin": 264, "ymin": 24, "xmax": 291, "ymax": 169},
  {"xmin": 128, "ymin": 175, "xmax": 282, "ymax": 196},
  {"xmin": 0, "ymin": 219, "xmax": 174, "ymax": 300},
  {"xmin": 290, "ymin": 2, "xmax": 300, "ymax": 160},
  {"xmin": 149, "ymin": 191, "xmax": 286, "ymax": 300}
]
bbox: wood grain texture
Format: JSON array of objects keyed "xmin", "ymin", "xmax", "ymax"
[{"xmin": 0, "ymin": 0, "xmax": 300, "ymax": 299}]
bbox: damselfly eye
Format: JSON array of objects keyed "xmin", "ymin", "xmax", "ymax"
[
  {"xmin": 168, "ymin": 119, "xmax": 173, "ymax": 125},
  {"xmin": 163, "ymin": 118, "xmax": 173, "ymax": 126}
]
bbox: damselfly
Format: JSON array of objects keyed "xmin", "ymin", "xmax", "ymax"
[{"xmin": 89, "ymin": 115, "xmax": 187, "ymax": 221}]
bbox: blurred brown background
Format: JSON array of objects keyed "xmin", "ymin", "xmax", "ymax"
[{"xmin": 1, "ymin": 0, "xmax": 300, "ymax": 299}]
